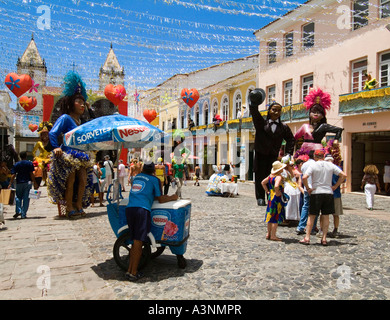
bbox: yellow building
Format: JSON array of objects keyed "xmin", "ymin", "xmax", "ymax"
[{"xmin": 159, "ymin": 68, "xmax": 258, "ymax": 179}]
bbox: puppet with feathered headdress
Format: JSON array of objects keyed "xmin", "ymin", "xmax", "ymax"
[
  {"xmin": 294, "ymin": 88, "xmax": 343, "ymax": 165},
  {"xmin": 47, "ymin": 71, "xmax": 93, "ymax": 218}
]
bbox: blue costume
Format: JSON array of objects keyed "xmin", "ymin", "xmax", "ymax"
[{"xmin": 47, "ymin": 114, "xmax": 94, "ymax": 209}]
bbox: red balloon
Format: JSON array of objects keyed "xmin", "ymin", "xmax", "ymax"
[
  {"xmin": 181, "ymin": 88, "xmax": 199, "ymax": 108},
  {"xmin": 5, "ymin": 73, "xmax": 33, "ymax": 98},
  {"xmin": 19, "ymin": 96, "xmax": 37, "ymax": 112},
  {"xmin": 104, "ymin": 84, "xmax": 126, "ymax": 106},
  {"xmin": 28, "ymin": 124, "xmax": 38, "ymax": 132},
  {"xmin": 143, "ymin": 109, "xmax": 157, "ymax": 123}
]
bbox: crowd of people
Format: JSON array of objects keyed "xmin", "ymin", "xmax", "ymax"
[
  {"xmin": 247, "ymin": 86, "xmax": 386, "ymax": 246},
  {"xmin": 2, "ymin": 78, "xmax": 390, "ymax": 281}
]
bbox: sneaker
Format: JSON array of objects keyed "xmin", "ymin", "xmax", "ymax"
[
  {"xmin": 125, "ymin": 272, "xmax": 144, "ymax": 282},
  {"xmin": 316, "ymin": 230, "xmax": 323, "ymax": 238},
  {"xmin": 13, "ymin": 213, "xmax": 20, "ymax": 219}
]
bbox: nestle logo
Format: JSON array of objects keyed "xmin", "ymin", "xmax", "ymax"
[
  {"xmin": 152, "ymin": 215, "xmax": 168, "ymax": 227},
  {"xmin": 132, "ymin": 184, "xmax": 142, "ymax": 191}
]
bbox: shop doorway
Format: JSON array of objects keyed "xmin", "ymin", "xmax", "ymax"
[{"xmin": 351, "ymin": 131, "xmax": 390, "ymax": 191}]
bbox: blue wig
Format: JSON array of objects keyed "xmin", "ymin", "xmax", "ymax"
[{"xmin": 61, "ymin": 71, "xmax": 88, "ymax": 101}]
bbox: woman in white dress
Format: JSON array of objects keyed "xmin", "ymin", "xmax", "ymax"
[{"xmin": 281, "ymin": 161, "xmax": 302, "ymax": 222}]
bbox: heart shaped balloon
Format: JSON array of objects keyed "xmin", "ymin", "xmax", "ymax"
[
  {"xmin": 104, "ymin": 84, "xmax": 126, "ymax": 106},
  {"xmin": 5, "ymin": 73, "xmax": 33, "ymax": 98},
  {"xmin": 28, "ymin": 124, "xmax": 38, "ymax": 132},
  {"xmin": 181, "ymin": 88, "xmax": 199, "ymax": 108},
  {"xmin": 19, "ymin": 96, "xmax": 37, "ymax": 112},
  {"xmin": 143, "ymin": 109, "xmax": 157, "ymax": 123}
]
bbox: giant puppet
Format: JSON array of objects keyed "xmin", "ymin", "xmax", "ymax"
[
  {"xmin": 248, "ymin": 88, "xmax": 295, "ymax": 206},
  {"xmin": 47, "ymin": 71, "xmax": 94, "ymax": 218},
  {"xmin": 294, "ymin": 88, "xmax": 343, "ymax": 166}
]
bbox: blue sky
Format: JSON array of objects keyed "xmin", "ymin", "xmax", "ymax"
[{"xmin": 0, "ymin": 0, "xmax": 306, "ymax": 92}]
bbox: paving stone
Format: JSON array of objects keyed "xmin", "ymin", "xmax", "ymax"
[{"xmin": 1, "ymin": 183, "xmax": 390, "ymax": 300}]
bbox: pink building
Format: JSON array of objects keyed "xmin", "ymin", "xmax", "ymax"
[{"xmin": 254, "ymin": 0, "xmax": 390, "ymax": 192}]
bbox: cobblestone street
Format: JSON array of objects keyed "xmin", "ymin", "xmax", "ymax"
[{"xmin": 1, "ymin": 181, "xmax": 390, "ymax": 300}]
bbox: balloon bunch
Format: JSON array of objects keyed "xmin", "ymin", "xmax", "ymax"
[{"xmin": 4, "ymin": 72, "xmax": 38, "ymax": 112}]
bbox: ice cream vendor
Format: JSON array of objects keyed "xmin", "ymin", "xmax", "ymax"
[{"xmin": 125, "ymin": 161, "xmax": 178, "ymax": 282}]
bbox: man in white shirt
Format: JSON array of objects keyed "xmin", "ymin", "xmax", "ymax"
[
  {"xmin": 118, "ymin": 159, "xmax": 126, "ymax": 192},
  {"xmin": 90, "ymin": 161, "xmax": 104, "ymax": 207},
  {"xmin": 237, "ymin": 105, "xmax": 249, "ymax": 119},
  {"xmin": 300, "ymin": 149, "xmax": 347, "ymax": 246},
  {"xmin": 296, "ymin": 151, "xmax": 316, "ymax": 235},
  {"xmin": 104, "ymin": 155, "xmax": 114, "ymax": 192}
]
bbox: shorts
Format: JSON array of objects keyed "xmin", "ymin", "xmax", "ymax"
[
  {"xmin": 333, "ymin": 197, "xmax": 343, "ymax": 216},
  {"xmin": 100, "ymin": 179, "xmax": 107, "ymax": 191},
  {"xmin": 125, "ymin": 207, "xmax": 151, "ymax": 242},
  {"xmin": 309, "ymin": 193, "xmax": 335, "ymax": 216},
  {"xmin": 92, "ymin": 182, "xmax": 100, "ymax": 194}
]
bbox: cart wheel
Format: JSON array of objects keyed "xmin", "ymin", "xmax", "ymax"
[
  {"xmin": 177, "ymin": 255, "xmax": 187, "ymax": 269},
  {"xmin": 151, "ymin": 246, "xmax": 165, "ymax": 259},
  {"xmin": 113, "ymin": 231, "xmax": 151, "ymax": 271}
]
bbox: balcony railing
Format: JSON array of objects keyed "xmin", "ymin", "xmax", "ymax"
[
  {"xmin": 170, "ymin": 102, "xmax": 309, "ymax": 134},
  {"xmin": 339, "ymin": 86, "xmax": 390, "ymax": 115}
]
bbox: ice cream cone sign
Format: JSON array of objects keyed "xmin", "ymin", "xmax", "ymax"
[
  {"xmin": 143, "ymin": 109, "xmax": 157, "ymax": 123},
  {"xmin": 161, "ymin": 220, "xmax": 179, "ymax": 240},
  {"xmin": 181, "ymin": 88, "xmax": 199, "ymax": 108},
  {"xmin": 104, "ymin": 84, "xmax": 126, "ymax": 106},
  {"xmin": 5, "ymin": 73, "xmax": 33, "ymax": 98},
  {"xmin": 19, "ymin": 96, "xmax": 37, "ymax": 112}
]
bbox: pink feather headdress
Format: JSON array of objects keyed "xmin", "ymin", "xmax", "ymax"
[{"xmin": 304, "ymin": 88, "xmax": 332, "ymax": 114}]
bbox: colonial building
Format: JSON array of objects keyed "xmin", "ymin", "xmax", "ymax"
[
  {"xmin": 253, "ymin": 0, "xmax": 390, "ymax": 192},
  {"xmin": 156, "ymin": 57, "xmax": 258, "ymax": 179},
  {"xmin": 12, "ymin": 39, "xmax": 129, "ymax": 163},
  {"xmin": 14, "ymin": 33, "xmax": 47, "ymax": 155},
  {"xmin": 0, "ymin": 91, "xmax": 14, "ymax": 153}
]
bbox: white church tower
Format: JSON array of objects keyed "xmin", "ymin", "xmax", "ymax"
[{"xmin": 98, "ymin": 43, "xmax": 125, "ymax": 90}]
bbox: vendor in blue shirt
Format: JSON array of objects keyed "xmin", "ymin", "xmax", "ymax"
[
  {"xmin": 47, "ymin": 71, "xmax": 93, "ymax": 218},
  {"xmin": 125, "ymin": 162, "xmax": 177, "ymax": 282}
]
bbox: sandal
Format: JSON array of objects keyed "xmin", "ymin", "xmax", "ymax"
[
  {"xmin": 66, "ymin": 210, "xmax": 79, "ymax": 219},
  {"xmin": 270, "ymin": 237, "xmax": 282, "ymax": 242},
  {"xmin": 125, "ymin": 272, "xmax": 144, "ymax": 282},
  {"xmin": 266, "ymin": 234, "xmax": 270, "ymax": 240},
  {"xmin": 299, "ymin": 238, "xmax": 310, "ymax": 245},
  {"xmin": 78, "ymin": 208, "xmax": 86, "ymax": 216},
  {"xmin": 320, "ymin": 239, "xmax": 328, "ymax": 246}
]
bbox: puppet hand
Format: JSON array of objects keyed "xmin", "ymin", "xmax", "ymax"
[
  {"xmin": 248, "ymin": 88, "xmax": 266, "ymax": 107},
  {"xmin": 53, "ymin": 148, "xmax": 63, "ymax": 157}
]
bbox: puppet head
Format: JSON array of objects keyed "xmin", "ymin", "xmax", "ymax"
[
  {"xmin": 266, "ymin": 101, "xmax": 283, "ymax": 121},
  {"xmin": 304, "ymin": 88, "xmax": 331, "ymax": 125}
]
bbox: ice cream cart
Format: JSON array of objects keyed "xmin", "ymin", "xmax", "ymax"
[{"xmin": 106, "ymin": 182, "xmax": 191, "ymax": 271}]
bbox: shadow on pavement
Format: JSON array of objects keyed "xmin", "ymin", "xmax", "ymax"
[
  {"xmin": 52, "ymin": 210, "xmax": 107, "ymax": 220},
  {"xmin": 280, "ymin": 234, "xmax": 357, "ymax": 246},
  {"xmin": 91, "ymin": 255, "xmax": 203, "ymax": 283}
]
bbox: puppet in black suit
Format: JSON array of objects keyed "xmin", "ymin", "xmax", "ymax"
[{"xmin": 249, "ymin": 88, "xmax": 295, "ymax": 206}]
